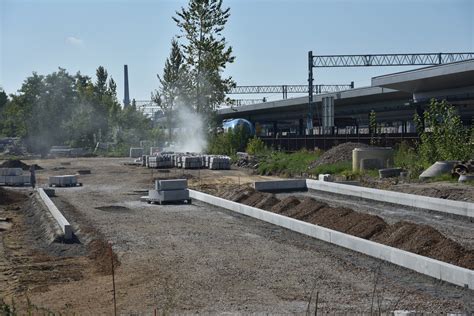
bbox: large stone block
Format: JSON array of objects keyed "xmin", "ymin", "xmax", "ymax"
[{"xmin": 155, "ymin": 179, "xmax": 187, "ymax": 190}]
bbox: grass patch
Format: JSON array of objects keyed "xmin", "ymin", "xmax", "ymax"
[
  {"xmin": 309, "ymin": 161, "xmax": 352, "ymax": 176},
  {"xmin": 257, "ymin": 150, "xmax": 321, "ymax": 176}
]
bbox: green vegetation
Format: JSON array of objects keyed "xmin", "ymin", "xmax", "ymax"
[
  {"xmin": 309, "ymin": 161, "xmax": 352, "ymax": 176},
  {"xmin": 257, "ymin": 150, "xmax": 320, "ymax": 176},
  {"xmin": 246, "ymin": 136, "xmax": 268, "ymax": 155},
  {"xmin": 207, "ymin": 126, "xmax": 250, "ymax": 156},
  {"xmin": 414, "ymin": 99, "xmax": 473, "ymax": 164},
  {"xmin": 0, "ymin": 67, "xmax": 159, "ymax": 155}
]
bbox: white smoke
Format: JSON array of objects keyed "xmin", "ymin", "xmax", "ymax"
[{"xmin": 168, "ymin": 104, "xmax": 207, "ymax": 153}]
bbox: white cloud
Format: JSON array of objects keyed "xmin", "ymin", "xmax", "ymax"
[{"xmin": 66, "ymin": 36, "xmax": 84, "ymax": 47}]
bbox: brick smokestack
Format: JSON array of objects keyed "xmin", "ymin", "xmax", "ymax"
[{"xmin": 123, "ymin": 64, "xmax": 130, "ymax": 107}]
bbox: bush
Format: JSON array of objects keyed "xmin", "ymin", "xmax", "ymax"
[
  {"xmin": 393, "ymin": 141, "xmax": 425, "ymax": 178},
  {"xmin": 246, "ymin": 136, "xmax": 268, "ymax": 155},
  {"xmin": 414, "ymin": 99, "xmax": 473, "ymax": 164},
  {"xmin": 207, "ymin": 126, "xmax": 251, "ymax": 156},
  {"xmin": 257, "ymin": 150, "xmax": 320, "ymax": 176}
]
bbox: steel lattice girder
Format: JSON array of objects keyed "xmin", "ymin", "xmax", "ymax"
[
  {"xmin": 312, "ymin": 53, "xmax": 474, "ymax": 67},
  {"xmin": 229, "ymin": 84, "xmax": 353, "ymax": 94}
]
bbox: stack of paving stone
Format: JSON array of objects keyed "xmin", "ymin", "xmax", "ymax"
[
  {"xmin": 148, "ymin": 155, "xmax": 173, "ymax": 168},
  {"xmin": 48, "ymin": 175, "xmax": 79, "ymax": 187},
  {"xmin": 208, "ymin": 156, "xmax": 231, "ymax": 170},
  {"xmin": 146, "ymin": 179, "xmax": 190, "ymax": 204},
  {"xmin": 182, "ymin": 156, "xmax": 203, "ymax": 169},
  {"xmin": 0, "ymin": 168, "xmax": 30, "ymax": 186}
]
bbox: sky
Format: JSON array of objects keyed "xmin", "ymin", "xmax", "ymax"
[{"xmin": 1, "ymin": 0, "xmax": 473, "ymax": 104}]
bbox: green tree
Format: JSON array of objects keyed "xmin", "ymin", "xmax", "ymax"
[
  {"xmin": 173, "ymin": 0, "xmax": 235, "ymax": 114},
  {"xmin": 152, "ymin": 39, "xmax": 190, "ymax": 140},
  {"xmin": 414, "ymin": 99, "xmax": 473, "ymax": 164}
]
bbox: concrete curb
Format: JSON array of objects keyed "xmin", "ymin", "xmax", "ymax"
[
  {"xmin": 189, "ymin": 189, "xmax": 474, "ymax": 289},
  {"xmin": 254, "ymin": 179, "xmax": 307, "ymax": 192},
  {"xmin": 306, "ymin": 179, "xmax": 474, "ymax": 219},
  {"xmin": 37, "ymin": 188, "xmax": 72, "ymax": 240}
]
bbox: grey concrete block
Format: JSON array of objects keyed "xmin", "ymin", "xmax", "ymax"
[
  {"xmin": 0, "ymin": 168, "xmax": 23, "ymax": 176},
  {"xmin": 155, "ymin": 179, "xmax": 188, "ymax": 190},
  {"xmin": 360, "ymin": 158, "xmax": 382, "ymax": 170},
  {"xmin": 49, "ymin": 175, "xmax": 78, "ymax": 186},
  {"xmin": 254, "ymin": 180, "xmax": 307, "ymax": 192},
  {"xmin": 148, "ymin": 189, "xmax": 189, "ymax": 202},
  {"xmin": 379, "ymin": 168, "xmax": 403, "ymax": 178}
]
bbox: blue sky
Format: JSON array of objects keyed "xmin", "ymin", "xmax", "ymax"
[{"xmin": 1, "ymin": 0, "xmax": 473, "ymax": 103}]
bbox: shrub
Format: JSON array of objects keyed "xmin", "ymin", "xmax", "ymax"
[
  {"xmin": 414, "ymin": 99, "xmax": 473, "ymax": 164},
  {"xmin": 207, "ymin": 126, "xmax": 251, "ymax": 156},
  {"xmin": 246, "ymin": 136, "xmax": 267, "ymax": 155}
]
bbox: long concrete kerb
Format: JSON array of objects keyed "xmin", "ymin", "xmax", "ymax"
[
  {"xmin": 37, "ymin": 188, "xmax": 72, "ymax": 240},
  {"xmin": 305, "ymin": 179, "xmax": 474, "ymax": 219},
  {"xmin": 189, "ymin": 189, "xmax": 474, "ymax": 289}
]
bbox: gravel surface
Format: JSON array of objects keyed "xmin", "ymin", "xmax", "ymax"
[{"xmin": 1, "ymin": 157, "xmax": 473, "ymax": 313}]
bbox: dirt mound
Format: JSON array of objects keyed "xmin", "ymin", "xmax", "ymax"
[
  {"xmin": 287, "ymin": 197, "xmax": 327, "ymax": 220},
  {"xmin": 372, "ymin": 221, "xmax": 474, "ymax": 269},
  {"xmin": 254, "ymin": 195, "xmax": 280, "ymax": 211},
  {"xmin": 271, "ymin": 196, "xmax": 301, "ymax": 215},
  {"xmin": 242, "ymin": 191, "xmax": 270, "ymax": 207},
  {"xmin": 0, "ymin": 159, "xmax": 43, "ymax": 170},
  {"xmin": 310, "ymin": 142, "xmax": 368, "ymax": 168},
  {"xmin": 0, "ymin": 187, "xmax": 26, "ymax": 205}
]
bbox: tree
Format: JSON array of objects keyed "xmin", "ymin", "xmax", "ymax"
[
  {"xmin": 153, "ymin": 39, "xmax": 190, "ymax": 139},
  {"xmin": 173, "ymin": 0, "xmax": 235, "ymax": 114},
  {"xmin": 414, "ymin": 99, "xmax": 473, "ymax": 164}
]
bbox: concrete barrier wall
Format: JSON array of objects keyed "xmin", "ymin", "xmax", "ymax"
[
  {"xmin": 254, "ymin": 179, "xmax": 307, "ymax": 192},
  {"xmin": 306, "ymin": 179, "xmax": 474, "ymax": 219},
  {"xmin": 189, "ymin": 189, "xmax": 474, "ymax": 289},
  {"xmin": 37, "ymin": 188, "xmax": 72, "ymax": 240}
]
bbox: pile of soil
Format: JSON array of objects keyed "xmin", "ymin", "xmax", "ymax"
[
  {"xmin": 0, "ymin": 187, "xmax": 26, "ymax": 205},
  {"xmin": 309, "ymin": 142, "xmax": 368, "ymax": 168},
  {"xmin": 372, "ymin": 222, "xmax": 474, "ymax": 269},
  {"xmin": 0, "ymin": 159, "xmax": 43, "ymax": 170},
  {"xmin": 216, "ymin": 186, "xmax": 474, "ymax": 270}
]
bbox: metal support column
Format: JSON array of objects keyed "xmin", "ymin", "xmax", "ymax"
[{"xmin": 307, "ymin": 51, "xmax": 314, "ymax": 133}]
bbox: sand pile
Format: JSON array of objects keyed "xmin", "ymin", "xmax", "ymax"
[{"xmin": 0, "ymin": 159, "xmax": 42, "ymax": 170}]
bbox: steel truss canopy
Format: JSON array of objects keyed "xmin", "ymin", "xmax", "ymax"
[
  {"xmin": 311, "ymin": 53, "xmax": 474, "ymax": 67},
  {"xmin": 229, "ymin": 83, "xmax": 354, "ymax": 95}
]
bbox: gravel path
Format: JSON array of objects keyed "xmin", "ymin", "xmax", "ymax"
[{"xmin": 3, "ymin": 157, "xmax": 472, "ymax": 313}]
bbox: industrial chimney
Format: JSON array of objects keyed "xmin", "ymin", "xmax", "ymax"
[{"xmin": 123, "ymin": 64, "xmax": 130, "ymax": 107}]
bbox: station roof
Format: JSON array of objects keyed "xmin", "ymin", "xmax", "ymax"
[{"xmin": 371, "ymin": 59, "xmax": 474, "ymax": 93}]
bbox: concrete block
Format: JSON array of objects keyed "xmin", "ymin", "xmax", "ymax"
[
  {"xmin": 49, "ymin": 175, "xmax": 78, "ymax": 187},
  {"xmin": 360, "ymin": 158, "xmax": 382, "ymax": 171},
  {"xmin": 37, "ymin": 188, "xmax": 72, "ymax": 240},
  {"xmin": 254, "ymin": 179, "xmax": 307, "ymax": 192},
  {"xmin": 0, "ymin": 168, "xmax": 23, "ymax": 176},
  {"xmin": 352, "ymin": 147, "xmax": 393, "ymax": 171},
  {"xmin": 379, "ymin": 168, "xmax": 403, "ymax": 178},
  {"xmin": 318, "ymin": 174, "xmax": 333, "ymax": 182},
  {"xmin": 148, "ymin": 189, "xmax": 189, "ymax": 202},
  {"xmin": 155, "ymin": 179, "xmax": 188, "ymax": 190},
  {"xmin": 0, "ymin": 176, "xmax": 5, "ymax": 183}
]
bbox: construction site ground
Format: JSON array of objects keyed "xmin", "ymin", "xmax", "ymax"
[{"xmin": 0, "ymin": 157, "xmax": 473, "ymax": 314}]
